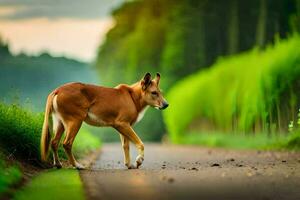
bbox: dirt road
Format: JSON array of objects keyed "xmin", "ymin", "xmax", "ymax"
[{"xmin": 80, "ymin": 143, "xmax": 300, "ymax": 200}]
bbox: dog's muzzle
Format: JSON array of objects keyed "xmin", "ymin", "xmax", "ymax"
[{"xmin": 159, "ymin": 101, "xmax": 169, "ymax": 110}]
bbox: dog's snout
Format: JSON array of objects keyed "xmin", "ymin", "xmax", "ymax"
[{"xmin": 160, "ymin": 101, "xmax": 169, "ymax": 110}]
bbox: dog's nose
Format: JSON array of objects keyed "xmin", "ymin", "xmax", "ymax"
[{"xmin": 160, "ymin": 101, "xmax": 169, "ymax": 110}]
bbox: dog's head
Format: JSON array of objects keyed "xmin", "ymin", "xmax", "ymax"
[{"xmin": 140, "ymin": 72, "xmax": 169, "ymax": 110}]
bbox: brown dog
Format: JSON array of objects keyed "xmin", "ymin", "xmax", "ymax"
[{"xmin": 40, "ymin": 72, "xmax": 168, "ymax": 169}]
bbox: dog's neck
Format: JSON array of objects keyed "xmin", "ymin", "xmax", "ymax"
[{"xmin": 130, "ymin": 82, "xmax": 147, "ymax": 113}]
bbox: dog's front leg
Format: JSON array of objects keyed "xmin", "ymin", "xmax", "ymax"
[
  {"xmin": 119, "ymin": 134, "xmax": 135, "ymax": 169},
  {"xmin": 114, "ymin": 123, "xmax": 144, "ymax": 168}
]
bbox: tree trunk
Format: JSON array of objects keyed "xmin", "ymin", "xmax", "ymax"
[
  {"xmin": 228, "ymin": 0, "xmax": 239, "ymax": 54},
  {"xmin": 256, "ymin": 0, "xmax": 267, "ymax": 48}
]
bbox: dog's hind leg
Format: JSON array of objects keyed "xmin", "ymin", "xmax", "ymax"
[
  {"xmin": 120, "ymin": 134, "xmax": 135, "ymax": 169},
  {"xmin": 51, "ymin": 119, "xmax": 64, "ymax": 168},
  {"xmin": 62, "ymin": 120, "xmax": 84, "ymax": 169}
]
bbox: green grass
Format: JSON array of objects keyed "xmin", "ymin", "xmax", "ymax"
[
  {"xmin": 176, "ymin": 130, "xmax": 300, "ymax": 150},
  {"xmin": 281, "ymin": 130, "xmax": 300, "ymax": 150},
  {"xmin": 0, "ymin": 154, "xmax": 22, "ymax": 196},
  {"xmin": 13, "ymin": 169, "xmax": 84, "ymax": 200},
  {"xmin": 72, "ymin": 126, "xmax": 101, "ymax": 157},
  {"xmin": 0, "ymin": 103, "xmax": 43, "ymax": 159},
  {"xmin": 0, "ymin": 102, "xmax": 101, "ymax": 198},
  {"xmin": 177, "ymin": 132, "xmax": 288, "ymax": 150},
  {"xmin": 0, "ymin": 102, "xmax": 101, "ymax": 160},
  {"xmin": 164, "ymin": 35, "xmax": 300, "ymax": 145}
]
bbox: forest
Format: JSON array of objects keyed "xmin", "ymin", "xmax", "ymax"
[
  {"xmin": 96, "ymin": 0, "xmax": 300, "ymax": 144},
  {"xmin": 97, "ymin": 0, "xmax": 299, "ymax": 87}
]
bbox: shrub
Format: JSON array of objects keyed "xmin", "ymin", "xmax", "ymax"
[
  {"xmin": 0, "ymin": 102, "xmax": 101, "ymax": 161},
  {"xmin": 164, "ymin": 35, "xmax": 300, "ymax": 143}
]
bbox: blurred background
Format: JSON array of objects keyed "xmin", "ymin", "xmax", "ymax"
[{"xmin": 1, "ymin": 0, "xmax": 300, "ymax": 147}]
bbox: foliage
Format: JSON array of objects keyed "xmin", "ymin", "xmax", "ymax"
[
  {"xmin": 14, "ymin": 169, "xmax": 84, "ymax": 200},
  {"xmin": 72, "ymin": 127, "xmax": 101, "ymax": 157},
  {"xmin": 0, "ymin": 103, "xmax": 100, "ymax": 198},
  {"xmin": 0, "ymin": 154, "xmax": 22, "ymax": 196},
  {"xmin": 95, "ymin": 0, "xmax": 299, "ymax": 140},
  {"xmin": 164, "ymin": 36, "xmax": 300, "ymax": 143},
  {"xmin": 285, "ymin": 131, "xmax": 300, "ymax": 149},
  {"xmin": 178, "ymin": 132, "xmax": 285, "ymax": 150},
  {"xmin": 0, "ymin": 103, "xmax": 44, "ymax": 159},
  {"xmin": 280, "ymin": 108, "xmax": 300, "ymax": 150},
  {"xmin": 0, "ymin": 102, "xmax": 101, "ymax": 160},
  {"xmin": 96, "ymin": 0, "xmax": 298, "ymax": 88}
]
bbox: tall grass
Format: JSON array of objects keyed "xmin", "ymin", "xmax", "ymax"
[
  {"xmin": 0, "ymin": 102, "xmax": 101, "ymax": 161},
  {"xmin": 0, "ymin": 153, "xmax": 22, "ymax": 196},
  {"xmin": 0, "ymin": 103, "xmax": 43, "ymax": 159},
  {"xmin": 0, "ymin": 103, "xmax": 101, "ymax": 198},
  {"xmin": 164, "ymin": 35, "xmax": 300, "ymax": 144}
]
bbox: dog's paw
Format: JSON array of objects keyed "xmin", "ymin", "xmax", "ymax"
[
  {"xmin": 75, "ymin": 163, "xmax": 85, "ymax": 170},
  {"xmin": 53, "ymin": 161, "xmax": 62, "ymax": 169},
  {"xmin": 126, "ymin": 164, "xmax": 137, "ymax": 169},
  {"xmin": 135, "ymin": 155, "xmax": 144, "ymax": 168}
]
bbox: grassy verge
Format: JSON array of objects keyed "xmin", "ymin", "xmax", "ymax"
[
  {"xmin": 176, "ymin": 130, "xmax": 300, "ymax": 150},
  {"xmin": 0, "ymin": 102, "xmax": 101, "ymax": 198},
  {"xmin": 0, "ymin": 103, "xmax": 43, "ymax": 159},
  {"xmin": 0, "ymin": 102, "xmax": 101, "ymax": 160},
  {"xmin": 164, "ymin": 35, "xmax": 300, "ymax": 147},
  {"xmin": 177, "ymin": 132, "xmax": 286, "ymax": 149},
  {"xmin": 281, "ymin": 130, "xmax": 300, "ymax": 150},
  {"xmin": 14, "ymin": 169, "xmax": 84, "ymax": 200},
  {"xmin": 71, "ymin": 125, "xmax": 101, "ymax": 158},
  {"xmin": 0, "ymin": 153, "xmax": 22, "ymax": 196}
]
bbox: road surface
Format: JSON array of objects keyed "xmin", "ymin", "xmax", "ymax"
[{"xmin": 80, "ymin": 143, "xmax": 300, "ymax": 200}]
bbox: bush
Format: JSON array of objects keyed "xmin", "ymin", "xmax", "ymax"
[
  {"xmin": 164, "ymin": 35, "xmax": 300, "ymax": 143},
  {"xmin": 0, "ymin": 153, "xmax": 22, "ymax": 195},
  {"xmin": 0, "ymin": 102, "xmax": 101, "ymax": 161},
  {"xmin": 0, "ymin": 103, "xmax": 43, "ymax": 159}
]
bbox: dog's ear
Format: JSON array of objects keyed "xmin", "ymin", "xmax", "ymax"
[
  {"xmin": 141, "ymin": 72, "xmax": 152, "ymax": 90},
  {"xmin": 155, "ymin": 72, "xmax": 160, "ymax": 85}
]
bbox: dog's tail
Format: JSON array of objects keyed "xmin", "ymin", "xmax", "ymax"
[{"xmin": 40, "ymin": 91, "xmax": 56, "ymax": 162}]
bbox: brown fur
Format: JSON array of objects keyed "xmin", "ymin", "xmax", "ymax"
[{"xmin": 40, "ymin": 73, "xmax": 168, "ymax": 169}]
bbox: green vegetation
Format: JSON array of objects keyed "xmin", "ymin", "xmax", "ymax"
[
  {"xmin": 97, "ymin": 0, "xmax": 299, "ymax": 87},
  {"xmin": 0, "ymin": 154, "xmax": 22, "ymax": 196},
  {"xmin": 279, "ymin": 110, "xmax": 300, "ymax": 150},
  {"xmin": 0, "ymin": 102, "xmax": 101, "ymax": 198},
  {"xmin": 0, "ymin": 102, "xmax": 101, "ymax": 160},
  {"xmin": 285, "ymin": 130, "xmax": 300, "ymax": 150},
  {"xmin": 72, "ymin": 126, "xmax": 101, "ymax": 157},
  {"xmin": 95, "ymin": 0, "xmax": 300, "ymax": 140},
  {"xmin": 178, "ymin": 132, "xmax": 286, "ymax": 150},
  {"xmin": 14, "ymin": 169, "xmax": 84, "ymax": 200},
  {"xmin": 164, "ymin": 36, "xmax": 300, "ymax": 147},
  {"xmin": 0, "ymin": 103, "xmax": 43, "ymax": 159}
]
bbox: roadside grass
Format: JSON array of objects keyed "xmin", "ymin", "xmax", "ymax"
[
  {"xmin": 13, "ymin": 169, "xmax": 84, "ymax": 200},
  {"xmin": 0, "ymin": 102, "xmax": 101, "ymax": 198},
  {"xmin": 0, "ymin": 102, "xmax": 101, "ymax": 160},
  {"xmin": 56, "ymin": 124, "xmax": 102, "ymax": 159},
  {"xmin": 164, "ymin": 35, "xmax": 300, "ymax": 143},
  {"xmin": 0, "ymin": 153, "xmax": 22, "ymax": 196},
  {"xmin": 281, "ymin": 130, "xmax": 300, "ymax": 150},
  {"xmin": 0, "ymin": 103, "xmax": 43, "ymax": 159},
  {"xmin": 176, "ymin": 131, "xmax": 300, "ymax": 150},
  {"xmin": 73, "ymin": 125, "xmax": 101, "ymax": 157}
]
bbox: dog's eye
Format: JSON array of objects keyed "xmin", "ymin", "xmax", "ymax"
[{"xmin": 151, "ymin": 91, "xmax": 158, "ymax": 96}]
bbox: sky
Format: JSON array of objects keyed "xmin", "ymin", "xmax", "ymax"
[{"xmin": 0, "ymin": 0, "xmax": 124, "ymax": 62}]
